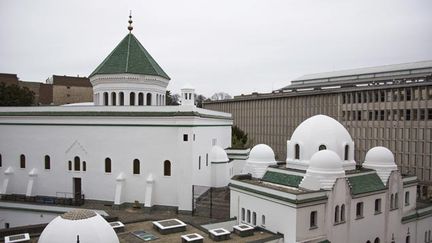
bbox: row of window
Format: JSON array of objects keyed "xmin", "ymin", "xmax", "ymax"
[
  {"xmin": 96, "ymin": 92, "xmax": 165, "ymax": 106},
  {"xmin": 294, "ymin": 144, "xmax": 350, "ymax": 161},
  {"xmin": 7, "ymin": 154, "xmax": 172, "ymax": 176},
  {"xmin": 342, "ymin": 87, "xmax": 432, "ymax": 104},
  {"xmin": 343, "ymin": 109, "xmax": 432, "ymax": 121},
  {"xmin": 240, "ymin": 208, "xmax": 265, "ymax": 226},
  {"xmin": 334, "ymin": 204, "xmax": 346, "ymax": 224},
  {"xmin": 198, "ymin": 154, "xmax": 209, "ymax": 170}
]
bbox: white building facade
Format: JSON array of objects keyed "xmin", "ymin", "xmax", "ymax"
[
  {"xmin": 0, "ymin": 24, "xmax": 233, "ymax": 214},
  {"xmin": 230, "ymin": 115, "xmax": 432, "ymax": 243}
]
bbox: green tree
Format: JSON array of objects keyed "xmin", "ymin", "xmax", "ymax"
[
  {"xmin": 0, "ymin": 83, "xmax": 35, "ymax": 106},
  {"xmin": 195, "ymin": 94, "xmax": 207, "ymax": 108},
  {"xmin": 232, "ymin": 125, "xmax": 250, "ymax": 149},
  {"xmin": 165, "ymin": 90, "xmax": 180, "ymax": 105}
]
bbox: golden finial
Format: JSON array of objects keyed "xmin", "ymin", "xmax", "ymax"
[{"xmin": 128, "ymin": 11, "xmax": 133, "ymax": 32}]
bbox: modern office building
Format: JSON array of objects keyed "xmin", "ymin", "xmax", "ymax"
[{"xmin": 204, "ymin": 61, "xmax": 432, "ymax": 195}]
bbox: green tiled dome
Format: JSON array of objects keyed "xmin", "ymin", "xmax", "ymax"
[{"xmin": 90, "ymin": 33, "xmax": 170, "ymax": 80}]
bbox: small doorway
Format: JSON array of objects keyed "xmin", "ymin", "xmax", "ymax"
[{"xmin": 73, "ymin": 177, "xmax": 82, "ymax": 205}]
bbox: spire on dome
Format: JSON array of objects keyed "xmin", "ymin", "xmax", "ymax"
[{"xmin": 128, "ymin": 11, "xmax": 133, "ymax": 32}]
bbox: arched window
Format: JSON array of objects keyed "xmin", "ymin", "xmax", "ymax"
[
  {"xmin": 319, "ymin": 144, "xmax": 326, "ymax": 151},
  {"xmin": 105, "ymin": 158, "xmax": 111, "ymax": 173},
  {"xmin": 164, "ymin": 160, "xmax": 171, "ymax": 176},
  {"xmin": 375, "ymin": 198, "xmax": 382, "ymax": 213},
  {"xmin": 241, "ymin": 208, "xmax": 245, "ymax": 221},
  {"xmin": 247, "ymin": 210, "xmax": 251, "ymax": 223},
  {"xmin": 133, "ymin": 159, "xmax": 140, "ymax": 174},
  {"xmin": 138, "ymin": 93, "xmax": 144, "ymax": 105},
  {"xmin": 20, "ymin": 154, "xmax": 26, "ymax": 168},
  {"xmin": 294, "ymin": 144, "xmax": 300, "ymax": 160},
  {"xmin": 390, "ymin": 194, "xmax": 394, "ymax": 209},
  {"xmin": 82, "ymin": 161, "xmax": 86, "ymax": 171},
  {"xmin": 103, "ymin": 92, "xmax": 108, "ymax": 106},
  {"xmin": 340, "ymin": 204, "xmax": 345, "ymax": 222},
  {"xmin": 0, "ymin": 153, "xmax": 2, "ymax": 167},
  {"xmin": 68, "ymin": 161, "xmax": 72, "ymax": 170},
  {"xmin": 334, "ymin": 205, "xmax": 339, "ymax": 223},
  {"xmin": 252, "ymin": 212, "xmax": 257, "ymax": 225},
  {"xmin": 119, "ymin": 92, "xmax": 124, "ymax": 106},
  {"xmin": 405, "ymin": 235, "xmax": 410, "ymax": 243},
  {"xmin": 74, "ymin": 156, "xmax": 80, "ymax": 171},
  {"xmin": 366, "ymin": 241, "xmax": 371, "ymax": 243},
  {"xmin": 262, "ymin": 215, "xmax": 266, "ymax": 225},
  {"xmin": 111, "ymin": 92, "xmax": 116, "ymax": 106},
  {"xmin": 130, "ymin": 92, "xmax": 135, "ymax": 106},
  {"xmin": 146, "ymin": 93, "xmax": 152, "ymax": 106},
  {"xmin": 156, "ymin": 94, "xmax": 159, "ymax": 105},
  {"xmin": 344, "ymin": 145, "xmax": 349, "ymax": 160},
  {"xmin": 44, "ymin": 155, "xmax": 50, "ymax": 170},
  {"xmin": 395, "ymin": 193, "xmax": 399, "ymax": 208},
  {"xmin": 374, "ymin": 237, "xmax": 380, "ymax": 243}
]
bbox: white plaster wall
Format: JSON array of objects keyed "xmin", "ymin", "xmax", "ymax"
[
  {"xmin": 230, "ymin": 189, "xmax": 297, "ymax": 243},
  {"xmin": 0, "ymin": 209, "xmax": 58, "ymax": 229},
  {"xmin": 0, "ymin": 115, "xmax": 231, "ymax": 212},
  {"xmin": 324, "ymin": 178, "xmax": 350, "ymax": 243},
  {"xmin": 295, "ymin": 204, "xmax": 326, "ymax": 242}
]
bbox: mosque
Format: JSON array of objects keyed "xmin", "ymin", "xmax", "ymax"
[
  {"xmin": 0, "ymin": 15, "xmax": 233, "ymax": 213},
  {"xmin": 233, "ymin": 115, "xmax": 432, "ymax": 243},
  {"xmin": 1, "ymin": 15, "xmax": 431, "ymax": 243}
]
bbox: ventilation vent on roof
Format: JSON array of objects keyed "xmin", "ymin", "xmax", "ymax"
[{"xmin": 5, "ymin": 233, "xmax": 30, "ymax": 243}]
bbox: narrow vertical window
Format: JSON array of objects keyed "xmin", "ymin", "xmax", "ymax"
[
  {"xmin": 252, "ymin": 212, "xmax": 256, "ymax": 225},
  {"xmin": 103, "ymin": 92, "xmax": 108, "ymax": 106},
  {"xmin": 310, "ymin": 211, "xmax": 317, "ymax": 228},
  {"xmin": 406, "ymin": 235, "xmax": 410, "ymax": 243},
  {"xmin": 374, "ymin": 238, "xmax": 380, "ymax": 243},
  {"xmin": 334, "ymin": 205, "xmax": 339, "ymax": 223},
  {"xmin": 340, "ymin": 204, "xmax": 345, "ymax": 222},
  {"xmin": 44, "ymin": 155, "xmax": 50, "ymax": 170},
  {"xmin": 241, "ymin": 208, "xmax": 245, "ymax": 221},
  {"xmin": 262, "ymin": 215, "xmax": 266, "ymax": 225},
  {"xmin": 164, "ymin": 160, "xmax": 171, "ymax": 176},
  {"xmin": 356, "ymin": 202, "xmax": 363, "ymax": 218},
  {"xmin": 391, "ymin": 194, "xmax": 394, "ymax": 209},
  {"xmin": 119, "ymin": 92, "xmax": 124, "ymax": 106},
  {"xmin": 105, "ymin": 158, "xmax": 111, "ymax": 173},
  {"xmin": 133, "ymin": 159, "xmax": 140, "ymax": 174},
  {"xmin": 206, "ymin": 153, "xmax": 208, "ymax": 166},
  {"xmin": 20, "ymin": 154, "xmax": 26, "ymax": 168},
  {"xmin": 130, "ymin": 92, "xmax": 135, "ymax": 106},
  {"xmin": 375, "ymin": 198, "xmax": 382, "ymax": 213},
  {"xmin": 247, "ymin": 210, "xmax": 251, "ymax": 223},
  {"xmin": 68, "ymin": 161, "xmax": 72, "ymax": 170},
  {"xmin": 0, "ymin": 154, "xmax": 2, "ymax": 167},
  {"xmin": 74, "ymin": 156, "xmax": 80, "ymax": 171},
  {"xmin": 138, "ymin": 93, "xmax": 144, "ymax": 105},
  {"xmin": 344, "ymin": 145, "xmax": 349, "ymax": 160},
  {"xmin": 395, "ymin": 193, "xmax": 399, "ymax": 208},
  {"xmin": 146, "ymin": 93, "xmax": 152, "ymax": 105},
  {"xmin": 82, "ymin": 161, "xmax": 86, "ymax": 171},
  {"xmin": 295, "ymin": 144, "xmax": 300, "ymax": 160},
  {"xmin": 111, "ymin": 92, "xmax": 116, "ymax": 106},
  {"xmin": 198, "ymin": 156, "xmax": 201, "ymax": 170}
]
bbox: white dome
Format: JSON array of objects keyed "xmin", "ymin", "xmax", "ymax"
[
  {"xmin": 309, "ymin": 150, "xmax": 345, "ymax": 172},
  {"xmin": 286, "ymin": 115, "xmax": 356, "ymax": 171},
  {"xmin": 181, "ymin": 83, "xmax": 195, "ymax": 90},
  {"xmin": 299, "ymin": 150, "xmax": 345, "ymax": 190},
  {"xmin": 39, "ymin": 209, "xmax": 119, "ymax": 243},
  {"xmin": 363, "ymin": 146, "xmax": 397, "ymax": 185},
  {"xmin": 364, "ymin": 146, "xmax": 395, "ymax": 166},
  {"xmin": 248, "ymin": 144, "xmax": 276, "ymax": 163},
  {"xmin": 243, "ymin": 144, "xmax": 276, "ymax": 179},
  {"xmin": 210, "ymin": 145, "xmax": 229, "ymax": 162}
]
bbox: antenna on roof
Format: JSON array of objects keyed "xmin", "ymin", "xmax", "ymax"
[{"xmin": 128, "ymin": 10, "xmax": 133, "ymax": 32}]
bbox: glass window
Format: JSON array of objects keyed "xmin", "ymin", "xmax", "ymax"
[
  {"xmin": 105, "ymin": 158, "xmax": 111, "ymax": 173},
  {"xmin": 319, "ymin": 145, "xmax": 326, "ymax": 151},
  {"xmin": 241, "ymin": 208, "xmax": 245, "ymax": 221},
  {"xmin": 68, "ymin": 161, "xmax": 72, "ymax": 170},
  {"xmin": 82, "ymin": 161, "xmax": 86, "ymax": 171},
  {"xmin": 247, "ymin": 210, "xmax": 251, "ymax": 223},
  {"xmin": 334, "ymin": 205, "xmax": 339, "ymax": 223},
  {"xmin": 262, "ymin": 215, "xmax": 266, "ymax": 225},
  {"xmin": 44, "ymin": 155, "xmax": 50, "ymax": 170},
  {"xmin": 133, "ymin": 159, "xmax": 140, "ymax": 174},
  {"xmin": 295, "ymin": 144, "xmax": 300, "ymax": 159},
  {"xmin": 310, "ymin": 211, "xmax": 317, "ymax": 228},
  {"xmin": 20, "ymin": 154, "xmax": 26, "ymax": 168},
  {"xmin": 164, "ymin": 160, "xmax": 171, "ymax": 176},
  {"xmin": 74, "ymin": 156, "xmax": 80, "ymax": 171},
  {"xmin": 375, "ymin": 198, "xmax": 382, "ymax": 213},
  {"xmin": 356, "ymin": 202, "xmax": 363, "ymax": 218},
  {"xmin": 341, "ymin": 204, "xmax": 345, "ymax": 222},
  {"xmin": 252, "ymin": 212, "xmax": 257, "ymax": 225},
  {"xmin": 183, "ymin": 134, "xmax": 188, "ymax": 141}
]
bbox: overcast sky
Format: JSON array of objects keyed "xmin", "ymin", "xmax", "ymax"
[{"xmin": 1, "ymin": 0, "xmax": 431, "ymax": 97}]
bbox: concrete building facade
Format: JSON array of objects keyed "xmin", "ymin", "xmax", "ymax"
[{"xmin": 204, "ymin": 61, "xmax": 432, "ymax": 193}]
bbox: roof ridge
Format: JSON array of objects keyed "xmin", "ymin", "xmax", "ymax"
[
  {"xmin": 90, "ymin": 35, "xmax": 129, "ymax": 77},
  {"xmin": 125, "ymin": 34, "xmax": 131, "ymax": 72}
]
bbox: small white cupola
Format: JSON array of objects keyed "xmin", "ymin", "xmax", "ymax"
[
  {"xmin": 299, "ymin": 150, "xmax": 346, "ymax": 190},
  {"xmin": 362, "ymin": 146, "xmax": 397, "ymax": 185},
  {"xmin": 181, "ymin": 84, "xmax": 195, "ymax": 106},
  {"xmin": 242, "ymin": 144, "xmax": 277, "ymax": 179}
]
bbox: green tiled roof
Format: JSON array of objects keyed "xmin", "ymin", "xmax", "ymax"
[
  {"xmin": 347, "ymin": 173, "xmax": 386, "ymax": 195},
  {"xmin": 90, "ymin": 33, "xmax": 170, "ymax": 80},
  {"xmin": 261, "ymin": 171, "xmax": 303, "ymax": 188}
]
